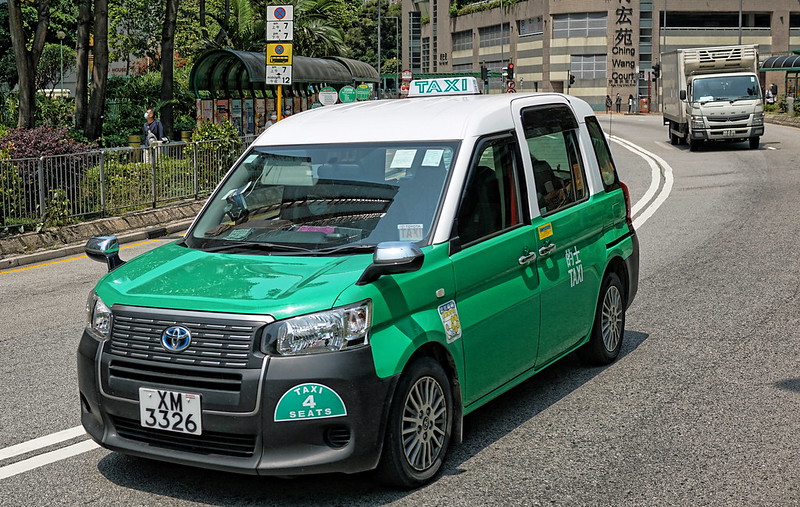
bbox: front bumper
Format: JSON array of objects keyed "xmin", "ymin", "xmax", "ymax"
[
  {"xmin": 691, "ymin": 125, "xmax": 764, "ymax": 140},
  {"xmin": 78, "ymin": 329, "xmax": 397, "ymax": 476}
]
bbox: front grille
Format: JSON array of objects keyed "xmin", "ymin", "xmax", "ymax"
[
  {"xmin": 707, "ymin": 114, "xmax": 750, "ymax": 123},
  {"xmin": 109, "ymin": 359, "xmax": 243, "ymax": 393},
  {"xmin": 112, "ymin": 416, "xmax": 257, "ymax": 457},
  {"xmin": 109, "ymin": 309, "xmax": 268, "ymax": 369}
]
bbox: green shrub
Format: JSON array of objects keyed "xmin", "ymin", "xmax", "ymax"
[{"xmin": 43, "ymin": 188, "xmax": 74, "ymax": 227}]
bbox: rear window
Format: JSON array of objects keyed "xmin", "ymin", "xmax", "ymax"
[{"xmin": 584, "ymin": 116, "xmax": 620, "ymax": 191}]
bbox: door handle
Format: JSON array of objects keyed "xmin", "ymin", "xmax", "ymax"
[
  {"xmin": 518, "ymin": 251, "xmax": 536, "ymax": 264},
  {"xmin": 538, "ymin": 243, "xmax": 556, "ymax": 256}
]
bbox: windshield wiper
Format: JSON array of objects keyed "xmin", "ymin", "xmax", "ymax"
[
  {"xmin": 201, "ymin": 241, "xmax": 314, "ymax": 254},
  {"xmin": 313, "ymin": 244, "xmax": 376, "ymax": 256}
]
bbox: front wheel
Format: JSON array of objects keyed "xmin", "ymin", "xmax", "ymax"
[
  {"xmin": 689, "ymin": 138, "xmax": 700, "ymax": 151},
  {"xmin": 749, "ymin": 136, "xmax": 760, "ymax": 149},
  {"xmin": 375, "ymin": 357, "xmax": 453, "ymax": 489},
  {"xmin": 579, "ymin": 272, "xmax": 626, "ymax": 365}
]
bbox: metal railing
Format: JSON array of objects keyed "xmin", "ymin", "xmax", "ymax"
[{"xmin": 0, "ymin": 135, "xmax": 258, "ymax": 230}]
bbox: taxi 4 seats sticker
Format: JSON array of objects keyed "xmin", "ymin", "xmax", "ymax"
[
  {"xmin": 438, "ymin": 300, "xmax": 462, "ymax": 343},
  {"xmin": 274, "ymin": 383, "xmax": 347, "ymax": 422}
]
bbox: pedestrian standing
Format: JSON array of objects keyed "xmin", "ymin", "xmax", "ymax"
[
  {"xmin": 770, "ymin": 82, "xmax": 778, "ymax": 99},
  {"xmin": 627, "ymin": 94, "xmax": 634, "ymax": 114},
  {"xmin": 265, "ymin": 113, "xmax": 277, "ymax": 129},
  {"xmin": 143, "ymin": 108, "xmax": 165, "ymax": 146},
  {"xmin": 605, "ymin": 95, "xmax": 612, "ymax": 114},
  {"xmin": 615, "ymin": 93, "xmax": 622, "ymax": 113},
  {"xmin": 766, "ymin": 88, "xmax": 775, "ymax": 105}
]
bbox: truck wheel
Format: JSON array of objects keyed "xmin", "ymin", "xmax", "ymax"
[
  {"xmin": 749, "ymin": 136, "xmax": 760, "ymax": 149},
  {"xmin": 669, "ymin": 130, "xmax": 679, "ymax": 145},
  {"xmin": 579, "ymin": 272, "xmax": 626, "ymax": 366},
  {"xmin": 689, "ymin": 139, "xmax": 700, "ymax": 151},
  {"xmin": 375, "ymin": 357, "xmax": 452, "ymax": 489}
]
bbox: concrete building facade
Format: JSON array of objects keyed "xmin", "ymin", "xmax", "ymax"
[{"xmin": 400, "ymin": 0, "xmax": 800, "ymax": 110}]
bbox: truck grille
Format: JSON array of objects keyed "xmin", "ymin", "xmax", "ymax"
[
  {"xmin": 112, "ymin": 416, "xmax": 257, "ymax": 457},
  {"xmin": 108, "ymin": 307, "xmax": 271, "ymax": 369},
  {"xmin": 707, "ymin": 114, "xmax": 750, "ymax": 123}
]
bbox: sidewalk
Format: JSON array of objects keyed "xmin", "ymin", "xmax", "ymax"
[{"xmin": 0, "ymin": 200, "xmax": 205, "ymax": 270}]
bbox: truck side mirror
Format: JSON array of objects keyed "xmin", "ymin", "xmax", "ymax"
[
  {"xmin": 680, "ymin": 90, "xmax": 687, "ymax": 100},
  {"xmin": 85, "ymin": 236, "xmax": 125, "ymax": 272},
  {"xmin": 356, "ymin": 242, "xmax": 424, "ymax": 286}
]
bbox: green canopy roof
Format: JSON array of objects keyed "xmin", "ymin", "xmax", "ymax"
[{"xmin": 189, "ymin": 50, "xmax": 379, "ymax": 98}]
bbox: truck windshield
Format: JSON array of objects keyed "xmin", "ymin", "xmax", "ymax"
[
  {"xmin": 692, "ymin": 75, "xmax": 761, "ymax": 103},
  {"xmin": 185, "ymin": 142, "xmax": 458, "ymax": 254}
]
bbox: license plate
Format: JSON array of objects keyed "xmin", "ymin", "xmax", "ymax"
[
  {"xmin": 139, "ymin": 387, "xmax": 202, "ymax": 435},
  {"xmin": 723, "ymin": 129, "xmax": 734, "ymax": 136}
]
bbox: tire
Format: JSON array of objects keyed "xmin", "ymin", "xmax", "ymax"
[
  {"xmin": 669, "ymin": 130, "xmax": 679, "ymax": 145},
  {"xmin": 579, "ymin": 272, "xmax": 626, "ymax": 366},
  {"xmin": 689, "ymin": 139, "xmax": 700, "ymax": 151},
  {"xmin": 375, "ymin": 357, "xmax": 453, "ymax": 489},
  {"xmin": 749, "ymin": 136, "xmax": 760, "ymax": 149}
]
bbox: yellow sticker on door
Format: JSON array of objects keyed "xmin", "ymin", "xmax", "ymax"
[
  {"xmin": 538, "ymin": 223, "xmax": 553, "ymax": 240},
  {"xmin": 438, "ymin": 300, "xmax": 462, "ymax": 343}
]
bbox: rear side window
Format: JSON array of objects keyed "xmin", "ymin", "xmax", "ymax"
[
  {"xmin": 522, "ymin": 104, "xmax": 587, "ymax": 216},
  {"xmin": 585, "ymin": 116, "xmax": 620, "ymax": 191}
]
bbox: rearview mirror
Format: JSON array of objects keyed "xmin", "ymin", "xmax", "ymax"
[
  {"xmin": 85, "ymin": 236, "xmax": 125, "ymax": 272},
  {"xmin": 680, "ymin": 90, "xmax": 687, "ymax": 101},
  {"xmin": 356, "ymin": 242, "xmax": 424, "ymax": 286}
]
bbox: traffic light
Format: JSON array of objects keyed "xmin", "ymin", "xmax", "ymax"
[
  {"xmin": 481, "ymin": 65, "xmax": 488, "ymax": 82},
  {"xmin": 506, "ymin": 62, "xmax": 514, "ymax": 80},
  {"xmin": 569, "ymin": 74, "xmax": 575, "ymax": 86},
  {"xmin": 652, "ymin": 63, "xmax": 661, "ymax": 81},
  {"xmin": 502, "ymin": 66, "xmax": 509, "ymax": 79}
]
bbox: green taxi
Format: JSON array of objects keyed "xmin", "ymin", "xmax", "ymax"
[{"xmin": 78, "ymin": 78, "xmax": 638, "ymax": 488}]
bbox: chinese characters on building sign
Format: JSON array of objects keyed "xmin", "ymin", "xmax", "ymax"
[{"xmin": 609, "ymin": 0, "xmax": 637, "ymax": 88}]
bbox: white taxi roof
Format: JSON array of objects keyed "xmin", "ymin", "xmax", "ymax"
[{"xmin": 254, "ymin": 93, "xmax": 595, "ymax": 146}]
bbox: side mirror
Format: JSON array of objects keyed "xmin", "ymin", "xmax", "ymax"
[
  {"xmin": 679, "ymin": 90, "xmax": 687, "ymax": 101},
  {"xmin": 356, "ymin": 242, "xmax": 424, "ymax": 286},
  {"xmin": 85, "ymin": 236, "xmax": 125, "ymax": 272}
]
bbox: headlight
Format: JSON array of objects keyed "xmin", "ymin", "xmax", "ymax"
[
  {"xmin": 690, "ymin": 116, "xmax": 705, "ymax": 129},
  {"xmin": 86, "ymin": 292, "xmax": 113, "ymax": 339},
  {"xmin": 752, "ymin": 112, "xmax": 764, "ymax": 126},
  {"xmin": 262, "ymin": 301, "xmax": 371, "ymax": 356}
]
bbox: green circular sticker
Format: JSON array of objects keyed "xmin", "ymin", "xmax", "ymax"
[
  {"xmin": 274, "ymin": 383, "xmax": 347, "ymax": 422},
  {"xmin": 355, "ymin": 84, "xmax": 371, "ymax": 101},
  {"xmin": 318, "ymin": 87, "xmax": 338, "ymax": 106},
  {"xmin": 339, "ymin": 86, "xmax": 356, "ymax": 103}
]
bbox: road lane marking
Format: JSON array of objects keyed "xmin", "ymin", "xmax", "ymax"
[
  {"xmin": 0, "ymin": 440, "xmax": 99, "ymax": 480},
  {"xmin": 610, "ymin": 136, "xmax": 675, "ymax": 229},
  {"xmin": 0, "ymin": 426, "xmax": 86, "ymax": 461},
  {"xmin": 610, "ymin": 137, "xmax": 660, "ymax": 216},
  {"xmin": 0, "ymin": 239, "xmax": 164, "ymax": 275}
]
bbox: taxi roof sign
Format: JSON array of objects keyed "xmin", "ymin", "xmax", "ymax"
[{"xmin": 408, "ymin": 77, "xmax": 481, "ymax": 97}]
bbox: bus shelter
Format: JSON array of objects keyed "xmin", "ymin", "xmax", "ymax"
[
  {"xmin": 189, "ymin": 50, "xmax": 379, "ymax": 133},
  {"xmin": 760, "ymin": 53, "xmax": 800, "ymax": 100}
]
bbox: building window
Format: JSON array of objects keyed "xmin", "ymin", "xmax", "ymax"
[
  {"xmin": 552, "ymin": 12, "xmax": 607, "ymax": 38},
  {"xmin": 452, "ymin": 63, "xmax": 473, "ymax": 72},
  {"xmin": 452, "ymin": 30, "xmax": 473, "ymax": 51},
  {"xmin": 519, "ymin": 18, "xmax": 544, "ymax": 36},
  {"xmin": 570, "ymin": 54, "xmax": 606, "ymax": 79},
  {"xmin": 665, "ymin": 12, "xmax": 770, "ymax": 28},
  {"xmin": 422, "ymin": 37, "xmax": 430, "ymax": 73},
  {"xmin": 479, "ymin": 24, "xmax": 511, "ymax": 48},
  {"xmin": 409, "ymin": 12, "xmax": 421, "ymax": 73}
]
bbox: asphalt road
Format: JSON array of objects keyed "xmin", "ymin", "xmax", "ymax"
[{"xmin": 1, "ymin": 115, "xmax": 798, "ymax": 505}]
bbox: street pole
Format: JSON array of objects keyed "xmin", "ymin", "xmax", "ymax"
[
  {"xmin": 57, "ymin": 30, "xmax": 66, "ymax": 94},
  {"xmin": 388, "ymin": 17, "xmax": 400, "ymax": 97},
  {"xmin": 738, "ymin": 0, "xmax": 742, "ymax": 44}
]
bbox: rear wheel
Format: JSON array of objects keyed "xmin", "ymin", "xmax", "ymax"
[
  {"xmin": 669, "ymin": 127, "xmax": 679, "ymax": 145},
  {"xmin": 375, "ymin": 357, "xmax": 453, "ymax": 489},
  {"xmin": 749, "ymin": 136, "xmax": 760, "ymax": 149},
  {"xmin": 579, "ymin": 272, "xmax": 626, "ymax": 365}
]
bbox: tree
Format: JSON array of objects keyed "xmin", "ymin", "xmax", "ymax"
[
  {"xmin": 8, "ymin": 0, "xmax": 51, "ymax": 128},
  {"xmin": 85, "ymin": 0, "xmax": 109, "ymax": 140},
  {"xmin": 36, "ymin": 43, "xmax": 77, "ymax": 93},
  {"xmin": 160, "ymin": 0, "xmax": 179, "ymax": 138},
  {"xmin": 75, "ymin": 0, "xmax": 92, "ymax": 132}
]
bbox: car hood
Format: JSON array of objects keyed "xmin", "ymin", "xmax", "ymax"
[{"xmin": 95, "ymin": 242, "xmax": 371, "ymax": 320}]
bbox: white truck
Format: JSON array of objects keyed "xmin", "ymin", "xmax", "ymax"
[{"xmin": 661, "ymin": 45, "xmax": 764, "ymax": 151}]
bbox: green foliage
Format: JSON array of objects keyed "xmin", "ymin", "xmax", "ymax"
[
  {"xmin": 0, "ymin": 157, "xmax": 25, "ymax": 227},
  {"xmin": 191, "ymin": 120, "xmax": 242, "ymax": 190},
  {"xmin": 764, "ymin": 103, "xmax": 778, "ymax": 113},
  {"xmin": 450, "ymin": 0, "xmax": 521, "ymax": 17},
  {"xmin": 343, "ymin": 0, "xmax": 401, "ymax": 67},
  {"xmin": 35, "ymin": 95, "xmax": 74, "ymax": 128},
  {"xmin": 36, "ymin": 43, "xmax": 77, "ymax": 92},
  {"xmin": 43, "ymin": 188, "xmax": 74, "ymax": 227}
]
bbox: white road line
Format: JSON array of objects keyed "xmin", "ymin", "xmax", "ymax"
[
  {"xmin": 0, "ymin": 426, "xmax": 87, "ymax": 462},
  {"xmin": 610, "ymin": 137, "xmax": 660, "ymax": 216},
  {"xmin": 0, "ymin": 440, "xmax": 99, "ymax": 481},
  {"xmin": 610, "ymin": 136, "xmax": 675, "ymax": 229}
]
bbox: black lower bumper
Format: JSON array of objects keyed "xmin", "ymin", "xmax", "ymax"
[
  {"xmin": 624, "ymin": 232, "xmax": 640, "ymax": 309},
  {"xmin": 78, "ymin": 330, "xmax": 398, "ymax": 475}
]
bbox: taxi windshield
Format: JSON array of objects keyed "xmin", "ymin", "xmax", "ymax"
[{"xmin": 186, "ymin": 142, "xmax": 458, "ymax": 254}]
